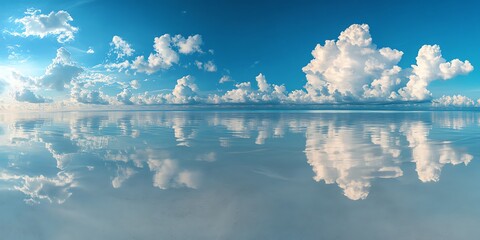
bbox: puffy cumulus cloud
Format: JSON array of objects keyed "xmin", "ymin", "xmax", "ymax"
[
  {"xmin": 299, "ymin": 24, "xmax": 473, "ymax": 103},
  {"xmin": 128, "ymin": 75, "xmax": 200, "ymax": 105},
  {"xmin": 12, "ymin": 9, "xmax": 78, "ymax": 43},
  {"xmin": 116, "ymin": 88, "xmax": 134, "ymax": 105},
  {"xmin": 195, "ymin": 60, "xmax": 217, "ymax": 72},
  {"xmin": 399, "ymin": 45, "xmax": 474, "ymax": 100},
  {"xmin": 38, "ymin": 47, "xmax": 83, "ymax": 91},
  {"xmin": 86, "ymin": 48, "xmax": 95, "ymax": 54},
  {"xmin": 131, "ymin": 34, "xmax": 204, "ymax": 74},
  {"xmin": 300, "ymin": 24, "xmax": 404, "ymax": 103},
  {"xmin": 131, "ymin": 34, "xmax": 179, "ymax": 74},
  {"xmin": 70, "ymin": 83, "xmax": 109, "ymax": 105},
  {"xmin": 111, "ymin": 35, "xmax": 134, "ymax": 59},
  {"xmin": 256, "ymin": 73, "xmax": 270, "ymax": 92},
  {"xmin": 432, "ymin": 95, "xmax": 476, "ymax": 107},
  {"xmin": 14, "ymin": 88, "xmax": 51, "ymax": 103},
  {"xmin": 208, "ymin": 73, "xmax": 287, "ymax": 104},
  {"xmin": 173, "ymin": 34, "xmax": 203, "ymax": 54},
  {"xmin": 165, "ymin": 75, "xmax": 200, "ymax": 104}
]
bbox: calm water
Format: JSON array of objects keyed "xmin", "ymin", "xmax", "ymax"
[{"xmin": 1, "ymin": 111, "xmax": 479, "ymax": 239}]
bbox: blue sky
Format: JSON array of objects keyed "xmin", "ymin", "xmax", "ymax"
[{"xmin": 1, "ymin": 0, "xmax": 479, "ymax": 109}]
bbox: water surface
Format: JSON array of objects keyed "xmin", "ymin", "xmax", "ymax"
[{"xmin": 0, "ymin": 111, "xmax": 479, "ymax": 239}]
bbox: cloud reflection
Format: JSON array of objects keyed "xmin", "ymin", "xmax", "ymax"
[{"xmin": 0, "ymin": 111, "xmax": 475, "ymax": 203}]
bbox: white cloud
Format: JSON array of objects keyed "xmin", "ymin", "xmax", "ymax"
[
  {"xmin": 219, "ymin": 75, "xmax": 233, "ymax": 84},
  {"xmin": 86, "ymin": 48, "xmax": 94, "ymax": 54},
  {"xmin": 104, "ymin": 60, "xmax": 130, "ymax": 72},
  {"xmin": 208, "ymin": 73, "xmax": 287, "ymax": 104},
  {"xmin": 70, "ymin": 83, "xmax": 109, "ymax": 105},
  {"xmin": 195, "ymin": 60, "xmax": 217, "ymax": 72},
  {"xmin": 116, "ymin": 89, "xmax": 134, "ymax": 105},
  {"xmin": 166, "ymin": 75, "xmax": 199, "ymax": 104},
  {"xmin": 300, "ymin": 24, "xmax": 404, "ymax": 103},
  {"xmin": 432, "ymin": 95, "xmax": 475, "ymax": 107},
  {"xmin": 131, "ymin": 34, "xmax": 179, "ymax": 74},
  {"xmin": 256, "ymin": 73, "xmax": 270, "ymax": 92},
  {"xmin": 12, "ymin": 9, "xmax": 78, "ymax": 43},
  {"xmin": 14, "ymin": 88, "xmax": 51, "ymax": 103},
  {"xmin": 130, "ymin": 80, "xmax": 141, "ymax": 89},
  {"xmin": 111, "ymin": 35, "xmax": 134, "ymax": 59},
  {"xmin": 129, "ymin": 75, "xmax": 200, "ymax": 105},
  {"xmin": 203, "ymin": 61, "xmax": 217, "ymax": 72},
  {"xmin": 173, "ymin": 34, "xmax": 203, "ymax": 54},
  {"xmin": 398, "ymin": 45, "xmax": 473, "ymax": 100},
  {"xmin": 38, "ymin": 47, "xmax": 83, "ymax": 91},
  {"xmin": 3, "ymin": 24, "xmax": 474, "ymax": 108},
  {"xmin": 6, "ymin": 45, "xmax": 29, "ymax": 63},
  {"xmin": 131, "ymin": 34, "xmax": 204, "ymax": 74},
  {"xmin": 299, "ymin": 24, "xmax": 473, "ymax": 103}
]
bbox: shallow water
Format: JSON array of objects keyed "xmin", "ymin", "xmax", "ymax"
[{"xmin": 0, "ymin": 111, "xmax": 479, "ymax": 239}]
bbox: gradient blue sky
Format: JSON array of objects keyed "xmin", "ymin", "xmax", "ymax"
[{"xmin": 1, "ymin": 0, "xmax": 479, "ymax": 109}]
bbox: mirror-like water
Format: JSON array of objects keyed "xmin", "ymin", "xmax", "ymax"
[{"xmin": 1, "ymin": 111, "xmax": 479, "ymax": 239}]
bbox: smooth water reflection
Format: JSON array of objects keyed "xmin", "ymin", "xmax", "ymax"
[{"xmin": 1, "ymin": 111, "xmax": 479, "ymax": 239}]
